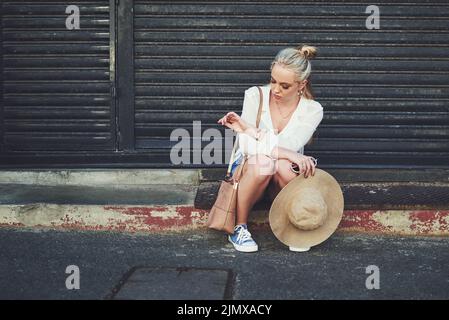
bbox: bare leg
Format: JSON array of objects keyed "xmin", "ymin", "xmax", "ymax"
[
  {"xmin": 235, "ymin": 155, "xmax": 275, "ymax": 225},
  {"xmin": 276, "ymin": 159, "xmax": 298, "ymax": 187},
  {"xmin": 268, "ymin": 159, "xmax": 298, "ymax": 201}
]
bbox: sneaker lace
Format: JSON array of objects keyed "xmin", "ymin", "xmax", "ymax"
[{"xmin": 236, "ymin": 227, "xmax": 253, "ymax": 243}]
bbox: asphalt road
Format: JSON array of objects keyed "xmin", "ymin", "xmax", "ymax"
[{"xmin": 0, "ymin": 226, "xmax": 448, "ymax": 300}]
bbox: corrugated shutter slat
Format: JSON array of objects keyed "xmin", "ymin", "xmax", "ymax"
[
  {"xmin": 133, "ymin": 0, "xmax": 449, "ymax": 168},
  {"xmin": 1, "ymin": 0, "xmax": 114, "ymax": 152}
]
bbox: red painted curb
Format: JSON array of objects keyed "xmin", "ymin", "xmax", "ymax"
[
  {"xmin": 340, "ymin": 210, "xmax": 449, "ymax": 235},
  {"xmin": 1, "ymin": 204, "xmax": 448, "ymax": 235}
]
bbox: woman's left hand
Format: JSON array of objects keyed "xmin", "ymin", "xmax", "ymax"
[{"xmin": 291, "ymin": 154, "xmax": 317, "ymax": 178}]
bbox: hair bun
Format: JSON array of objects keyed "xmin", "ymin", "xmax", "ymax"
[{"xmin": 297, "ymin": 45, "xmax": 317, "ymax": 60}]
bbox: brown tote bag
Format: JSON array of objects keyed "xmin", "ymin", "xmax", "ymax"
[{"xmin": 207, "ymin": 86, "xmax": 264, "ymax": 234}]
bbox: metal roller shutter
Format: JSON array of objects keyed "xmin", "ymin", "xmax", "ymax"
[
  {"xmin": 132, "ymin": 0, "xmax": 449, "ymax": 169},
  {"xmin": 1, "ymin": 0, "xmax": 448, "ymax": 170},
  {"xmin": 1, "ymin": 0, "xmax": 115, "ymax": 153}
]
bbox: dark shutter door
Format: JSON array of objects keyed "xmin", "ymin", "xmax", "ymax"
[
  {"xmin": 132, "ymin": 1, "xmax": 449, "ymax": 169},
  {"xmin": 1, "ymin": 0, "xmax": 115, "ymax": 152},
  {"xmin": 1, "ymin": 1, "xmax": 448, "ymax": 169}
]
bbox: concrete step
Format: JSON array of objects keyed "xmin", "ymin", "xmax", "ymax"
[
  {"xmin": 195, "ymin": 181, "xmax": 449, "ymax": 211},
  {"xmin": 0, "ymin": 184, "xmax": 196, "ymax": 206}
]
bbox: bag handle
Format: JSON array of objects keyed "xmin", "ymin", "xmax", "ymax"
[
  {"xmin": 226, "ymin": 86, "xmax": 264, "ymax": 180},
  {"xmin": 256, "ymin": 86, "xmax": 263, "ymax": 128}
]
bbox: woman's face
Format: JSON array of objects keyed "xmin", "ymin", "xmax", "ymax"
[{"xmin": 270, "ymin": 63, "xmax": 307, "ymax": 103}]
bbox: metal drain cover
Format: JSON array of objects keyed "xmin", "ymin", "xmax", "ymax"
[{"xmin": 110, "ymin": 267, "xmax": 233, "ymax": 300}]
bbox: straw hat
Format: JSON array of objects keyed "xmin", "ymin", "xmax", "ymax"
[{"xmin": 269, "ymin": 169, "xmax": 344, "ymax": 248}]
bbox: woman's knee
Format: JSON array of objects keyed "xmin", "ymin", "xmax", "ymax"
[
  {"xmin": 246, "ymin": 154, "xmax": 276, "ymax": 179},
  {"xmin": 275, "ymin": 159, "xmax": 297, "ymax": 183}
]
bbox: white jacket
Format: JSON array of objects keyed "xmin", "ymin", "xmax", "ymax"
[{"xmin": 237, "ymin": 84, "xmax": 324, "ymax": 157}]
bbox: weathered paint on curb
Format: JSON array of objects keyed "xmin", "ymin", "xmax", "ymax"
[
  {"xmin": 0, "ymin": 204, "xmax": 448, "ymax": 235},
  {"xmin": 0, "ymin": 204, "xmax": 208, "ymax": 233},
  {"xmin": 340, "ymin": 210, "xmax": 449, "ymax": 235}
]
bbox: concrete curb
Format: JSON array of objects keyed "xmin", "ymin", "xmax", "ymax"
[
  {"xmin": 1, "ymin": 204, "xmax": 449, "ymax": 236},
  {"xmin": 0, "ymin": 204, "xmax": 208, "ymax": 233},
  {"xmin": 0, "ymin": 169, "xmax": 200, "ymax": 186}
]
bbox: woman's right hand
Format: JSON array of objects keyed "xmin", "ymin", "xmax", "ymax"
[{"xmin": 217, "ymin": 112, "xmax": 250, "ymax": 134}]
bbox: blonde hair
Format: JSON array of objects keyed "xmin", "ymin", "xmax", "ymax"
[{"xmin": 270, "ymin": 44, "xmax": 317, "ymax": 99}]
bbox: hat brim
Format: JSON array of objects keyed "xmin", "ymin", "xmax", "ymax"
[{"xmin": 269, "ymin": 169, "xmax": 344, "ymax": 248}]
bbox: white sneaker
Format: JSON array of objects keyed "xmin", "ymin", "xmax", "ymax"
[
  {"xmin": 228, "ymin": 224, "xmax": 258, "ymax": 253},
  {"xmin": 289, "ymin": 246, "xmax": 310, "ymax": 252}
]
